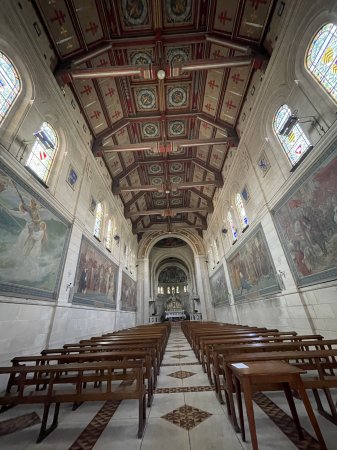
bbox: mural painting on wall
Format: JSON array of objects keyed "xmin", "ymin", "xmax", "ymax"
[
  {"xmin": 0, "ymin": 161, "xmax": 70, "ymax": 300},
  {"xmin": 227, "ymin": 225, "xmax": 280, "ymax": 302},
  {"xmin": 73, "ymin": 236, "xmax": 117, "ymax": 309},
  {"xmin": 209, "ymin": 265, "xmax": 230, "ymax": 307},
  {"xmin": 273, "ymin": 144, "xmax": 337, "ymax": 287},
  {"xmin": 121, "ymin": 272, "xmax": 137, "ymax": 311}
]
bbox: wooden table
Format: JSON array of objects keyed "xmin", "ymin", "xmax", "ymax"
[{"xmin": 230, "ymin": 360, "xmax": 327, "ymax": 450}]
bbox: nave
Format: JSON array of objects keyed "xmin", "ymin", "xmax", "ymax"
[{"xmin": 0, "ymin": 322, "xmax": 336, "ymax": 450}]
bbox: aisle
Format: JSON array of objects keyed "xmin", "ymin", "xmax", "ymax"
[{"xmin": 1, "ymin": 323, "xmax": 335, "ymax": 450}]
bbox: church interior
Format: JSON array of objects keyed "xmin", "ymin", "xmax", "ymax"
[{"xmin": 0, "ymin": 0, "xmax": 337, "ymax": 448}]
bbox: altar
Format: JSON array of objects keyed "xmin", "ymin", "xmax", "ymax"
[{"xmin": 165, "ymin": 309, "xmax": 186, "ymax": 320}]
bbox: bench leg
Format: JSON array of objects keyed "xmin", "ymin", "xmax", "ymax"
[
  {"xmin": 296, "ymin": 382, "xmax": 327, "ymax": 450},
  {"xmin": 241, "ymin": 379, "xmax": 258, "ymax": 450},
  {"xmin": 282, "ymin": 382, "xmax": 304, "ymax": 440},
  {"xmin": 138, "ymin": 392, "xmax": 146, "ymax": 438},
  {"xmin": 36, "ymin": 402, "xmax": 60, "ymax": 443},
  {"xmin": 235, "ymin": 377, "xmax": 246, "ymax": 442}
]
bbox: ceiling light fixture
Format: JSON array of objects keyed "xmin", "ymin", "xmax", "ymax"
[{"xmin": 157, "ymin": 69, "xmax": 166, "ymax": 80}]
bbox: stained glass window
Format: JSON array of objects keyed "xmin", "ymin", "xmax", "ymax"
[
  {"xmin": 235, "ymin": 193, "xmax": 249, "ymax": 229},
  {"xmin": 0, "ymin": 51, "xmax": 21, "ymax": 125},
  {"xmin": 106, "ymin": 219, "xmax": 112, "ymax": 249},
  {"xmin": 26, "ymin": 122, "xmax": 58, "ymax": 183},
  {"xmin": 227, "ymin": 211, "xmax": 237, "ymax": 241},
  {"xmin": 94, "ymin": 202, "xmax": 103, "ymax": 239},
  {"xmin": 273, "ymin": 104, "xmax": 312, "ymax": 166},
  {"xmin": 306, "ymin": 23, "xmax": 337, "ymax": 103}
]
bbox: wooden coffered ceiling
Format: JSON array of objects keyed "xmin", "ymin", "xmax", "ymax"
[{"xmin": 33, "ymin": 0, "xmax": 276, "ymax": 235}]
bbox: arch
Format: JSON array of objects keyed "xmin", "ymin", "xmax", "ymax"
[
  {"xmin": 93, "ymin": 201, "xmax": 103, "ymax": 239},
  {"xmin": 305, "ymin": 23, "xmax": 337, "ymax": 103},
  {"xmin": 0, "ymin": 50, "xmax": 21, "ymax": 126},
  {"xmin": 137, "ymin": 229, "xmax": 206, "ymax": 259},
  {"xmin": 26, "ymin": 121, "xmax": 59, "ymax": 183},
  {"xmin": 273, "ymin": 104, "xmax": 312, "ymax": 166}
]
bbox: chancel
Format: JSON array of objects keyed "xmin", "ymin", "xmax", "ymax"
[{"xmin": 0, "ymin": 1, "xmax": 337, "ymax": 449}]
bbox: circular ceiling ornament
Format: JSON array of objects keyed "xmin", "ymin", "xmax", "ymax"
[
  {"xmin": 155, "ymin": 199, "xmax": 166, "ymax": 206},
  {"xmin": 166, "ymin": 0, "xmax": 192, "ymax": 23},
  {"xmin": 170, "ymin": 175, "xmax": 183, "ymax": 183},
  {"xmin": 170, "ymin": 162, "xmax": 183, "ymax": 172},
  {"xmin": 142, "ymin": 122, "xmax": 159, "ymax": 137},
  {"xmin": 122, "ymin": 0, "xmax": 148, "ymax": 25},
  {"xmin": 151, "ymin": 177, "xmax": 163, "ymax": 185},
  {"xmin": 149, "ymin": 164, "xmax": 162, "ymax": 174},
  {"xmin": 167, "ymin": 47, "xmax": 190, "ymax": 64},
  {"xmin": 131, "ymin": 51, "xmax": 152, "ymax": 65},
  {"xmin": 137, "ymin": 88, "xmax": 156, "ymax": 110},
  {"xmin": 171, "ymin": 198, "xmax": 182, "ymax": 206},
  {"xmin": 169, "ymin": 120, "xmax": 185, "ymax": 136},
  {"xmin": 168, "ymin": 86, "xmax": 187, "ymax": 107}
]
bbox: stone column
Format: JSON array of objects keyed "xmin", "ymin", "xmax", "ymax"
[
  {"xmin": 136, "ymin": 258, "xmax": 150, "ymax": 324},
  {"xmin": 194, "ymin": 255, "xmax": 215, "ymax": 320}
]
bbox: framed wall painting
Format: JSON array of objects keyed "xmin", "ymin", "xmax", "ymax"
[
  {"xmin": 121, "ymin": 272, "xmax": 137, "ymax": 311},
  {"xmin": 227, "ymin": 224, "xmax": 280, "ymax": 302},
  {"xmin": 209, "ymin": 264, "xmax": 230, "ymax": 307},
  {"xmin": 73, "ymin": 236, "xmax": 117, "ymax": 309},
  {"xmin": 273, "ymin": 143, "xmax": 337, "ymax": 287},
  {"xmin": 0, "ymin": 160, "xmax": 71, "ymax": 300}
]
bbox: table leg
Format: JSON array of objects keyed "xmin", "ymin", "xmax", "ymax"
[
  {"xmin": 242, "ymin": 378, "xmax": 259, "ymax": 450},
  {"xmin": 295, "ymin": 378, "xmax": 327, "ymax": 450},
  {"xmin": 225, "ymin": 365, "xmax": 240, "ymax": 432}
]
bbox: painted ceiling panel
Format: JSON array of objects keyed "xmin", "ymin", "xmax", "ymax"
[
  {"xmin": 73, "ymin": 0, "xmax": 103, "ymax": 45},
  {"xmin": 34, "ymin": 0, "xmax": 277, "ymax": 233}
]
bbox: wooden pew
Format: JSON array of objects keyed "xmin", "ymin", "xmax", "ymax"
[
  {"xmin": 9, "ymin": 349, "xmax": 155, "ymax": 406},
  {"xmin": 0, "ymin": 361, "xmax": 146, "ymax": 442}
]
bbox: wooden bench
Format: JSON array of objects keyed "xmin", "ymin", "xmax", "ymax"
[
  {"xmin": 0, "ymin": 360, "xmax": 146, "ymax": 442},
  {"xmin": 9, "ymin": 349, "xmax": 155, "ymax": 406}
]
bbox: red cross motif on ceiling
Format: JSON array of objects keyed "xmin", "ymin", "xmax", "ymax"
[
  {"xmin": 111, "ymin": 160, "xmax": 119, "ymax": 168},
  {"xmin": 205, "ymin": 103, "xmax": 214, "ymax": 112},
  {"xmin": 202, "ymin": 122, "xmax": 210, "ymax": 130},
  {"xmin": 51, "ymin": 9, "xmax": 66, "ymax": 26},
  {"xmin": 105, "ymin": 87, "xmax": 115, "ymax": 97},
  {"xmin": 208, "ymin": 79, "xmax": 219, "ymax": 90},
  {"xmin": 111, "ymin": 110, "xmax": 121, "ymax": 119},
  {"xmin": 225, "ymin": 100, "xmax": 236, "ymax": 110},
  {"xmin": 118, "ymin": 129, "xmax": 126, "ymax": 137},
  {"xmin": 213, "ymin": 153, "xmax": 220, "ymax": 161},
  {"xmin": 218, "ymin": 11, "xmax": 232, "ymax": 25},
  {"xmin": 212, "ymin": 49, "xmax": 222, "ymax": 59},
  {"xmin": 250, "ymin": 0, "xmax": 267, "ymax": 10},
  {"xmin": 232, "ymin": 73, "xmax": 244, "ymax": 84},
  {"xmin": 86, "ymin": 22, "xmax": 99, "ymax": 36},
  {"xmin": 97, "ymin": 59, "xmax": 108, "ymax": 67},
  {"xmin": 91, "ymin": 110, "xmax": 101, "ymax": 119},
  {"xmin": 80, "ymin": 85, "xmax": 92, "ymax": 95}
]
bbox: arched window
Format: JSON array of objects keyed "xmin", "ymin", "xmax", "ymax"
[
  {"xmin": 273, "ymin": 104, "xmax": 312, "ymax": 166},
  {"xmin": 26, "ymin": 122, "xmax": 58, "ymax": 183},
  {"xmin": 176, "ymin": 285, "xmax": 179, "ymax": 293},
  {"xmin": 93, "ymin": 202, "xmax": 103, "ymax": 239},
  {"xmin": 235, "ymin": 193, "xmax": 248, "ymax": 229},
  {"xmin": 0, "ymin": 51, "xmax": 21, "ymax": 125},
  {"xmin": 106, "ymin": 218, "xmax": 113, "ymax": 250},
  {"xmin": 227, "ymin": 211, "xmax": 237, "ymax": 241},
  {"xmin": 306, "ymin": 23, "xmax": 337, "ymax": 103}
]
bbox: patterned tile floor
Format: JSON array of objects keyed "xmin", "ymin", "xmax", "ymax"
[{"xmin": 0, "ymin": 324, "xmax": 336, "ymax": 449}]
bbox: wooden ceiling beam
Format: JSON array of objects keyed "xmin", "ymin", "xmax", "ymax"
[
  {"xmin": 99, "ymin": 137, "xmax": 236, "ymax": 153},
  {"xmin": 115, "ymin": 179, "xmax": 221, "ymax": 194},
  {"xmin": 125, "ymin": 206, "xmax": 213, "ymax": 218}
]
